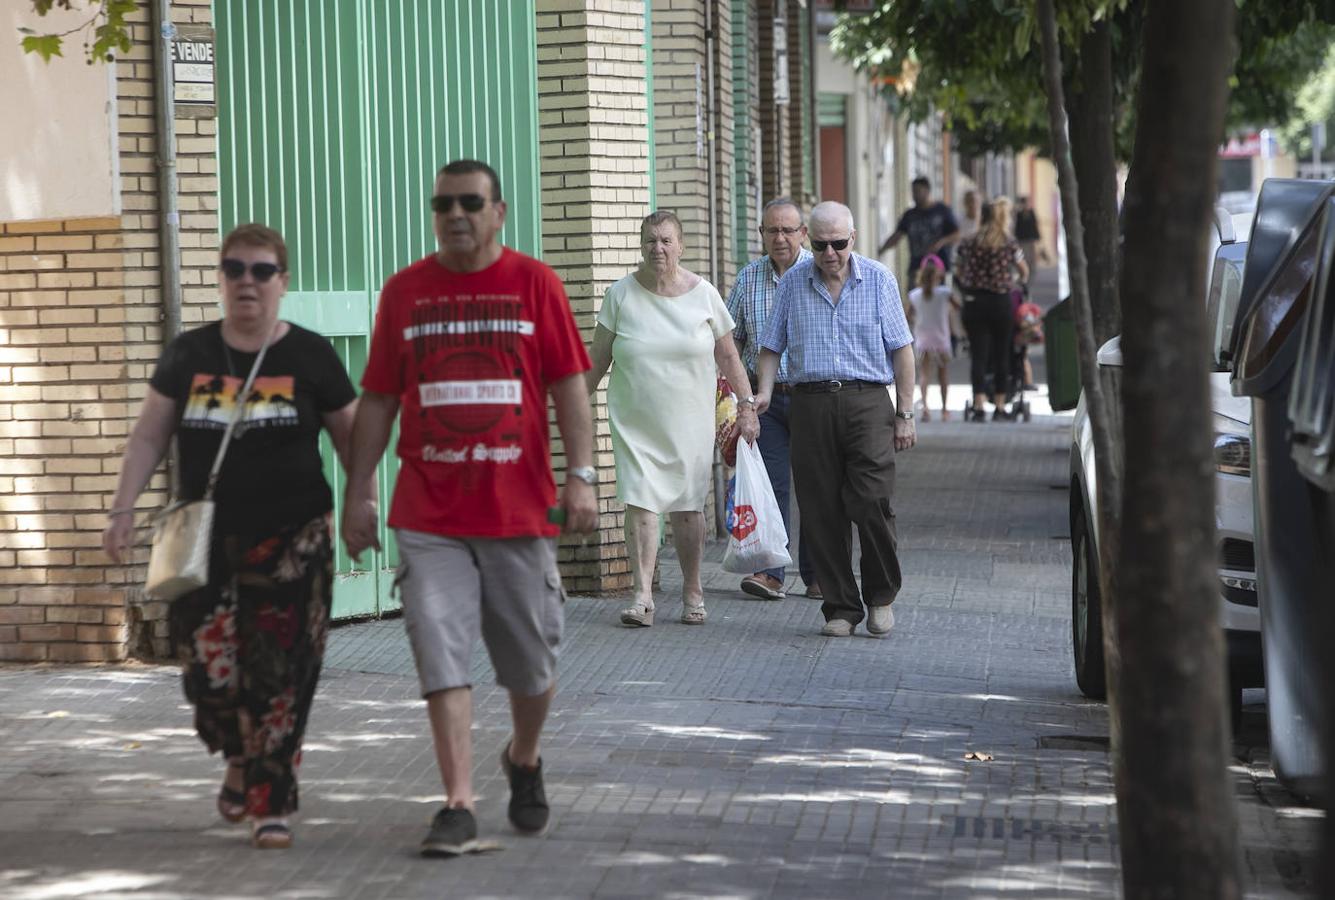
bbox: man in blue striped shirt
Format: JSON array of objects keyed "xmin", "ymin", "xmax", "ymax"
[
  {"xmin": 756, "ymin": 201, "xmax": 917, "ymax": 638},
  {"xmin": 726, "ymin": 198, "xmax": 818, "ymax": 601}
]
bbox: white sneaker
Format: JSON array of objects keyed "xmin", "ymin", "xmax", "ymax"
[
  {"xmin": 866, "ymin": 605, "xmax": 895, "ymax": 636},
  {"xmin": 820, "ymin": 619, "xmax": 853, "ymax": 637}
]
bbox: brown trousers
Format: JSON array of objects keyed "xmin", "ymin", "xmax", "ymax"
[{"xmin": 789, "ymin": 385, "xmax": 902, "ymax": 626}]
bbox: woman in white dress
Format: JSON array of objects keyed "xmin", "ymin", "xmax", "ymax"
[{"xmin": 587, "ymin": 211, "xmax": 759, "ymax": 627}]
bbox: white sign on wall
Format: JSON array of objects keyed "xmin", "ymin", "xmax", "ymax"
[{"xmin": 169, "ymin": 26, "xmax": 216, "ymax": 115}]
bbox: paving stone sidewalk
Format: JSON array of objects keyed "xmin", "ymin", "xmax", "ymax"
[{"xmin": 0, "ymin": 415, "xmax": 1318, "ymax": 899}]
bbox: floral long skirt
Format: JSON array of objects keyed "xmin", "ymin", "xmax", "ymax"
[{"xmin": 169, "ymin": 512, "xmax": 333, "ymax": 818}]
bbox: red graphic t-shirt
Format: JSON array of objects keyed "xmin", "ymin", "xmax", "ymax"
[{"xmin": 362, "ymin": 248, "xmax": 591, "ymax": 538}]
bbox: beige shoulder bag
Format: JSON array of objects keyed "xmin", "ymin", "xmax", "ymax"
[{"xmin": 145, "ymin": 323, "xmax": 277, "ymax": 601}]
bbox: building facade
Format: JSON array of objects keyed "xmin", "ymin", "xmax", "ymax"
[{"xmin": 1, "ymin": 0, "xmax": 820, "ymax": 662}]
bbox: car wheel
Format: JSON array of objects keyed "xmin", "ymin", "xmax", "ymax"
[{"xmin": 1072, "ymin": 501, "xmax": 1108, "ymax": 699}]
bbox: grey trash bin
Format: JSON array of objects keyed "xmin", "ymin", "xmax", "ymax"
[
  {"xmin": 1288, "ymin": 195, "xmax": 1335, "ymax": 807},
  {"xmin": 1229, "ymin": 178, "xmax": 1334, "ymax": 799}
]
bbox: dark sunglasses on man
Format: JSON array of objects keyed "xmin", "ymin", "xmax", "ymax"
[
  {"xmin": 810, "ymin": 237, "xmax": 851, "ymax": 252},
  {"xmin": 430, "ymin": 193, "xmax": 489, "ymax": 214},
  {"xmin": 219, "ymin": 258, "xmax": 285, "ymax": 283}
]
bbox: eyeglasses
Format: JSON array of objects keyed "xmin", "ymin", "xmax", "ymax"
[
  {"xmin": 759, "ymin": 226, "xmax": 804, "ymax": 237},
  {"xmin": 430, "ymin": 193, "xmax": 489, "ymax": 214},
  {"xmin": 810, "ymin": 237, "xmax": 851, "ymax": 252},
  {"xmin": 219, "ymin": 258, "xmax": 285, "ymax": 282}
]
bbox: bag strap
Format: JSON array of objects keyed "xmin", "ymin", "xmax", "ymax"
[{"xmin": 204, "ymin": 318, "xmax": 281, "ymax": 500}]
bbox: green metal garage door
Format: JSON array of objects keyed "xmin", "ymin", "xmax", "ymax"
[{"xmin": 216, "ymin": 0, "xmax": 542, "ymax": 619}]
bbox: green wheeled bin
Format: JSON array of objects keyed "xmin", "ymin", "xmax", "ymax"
[{"xmin": 1044, "ymin": 298, "xmax": 1081, "ymax": 411}]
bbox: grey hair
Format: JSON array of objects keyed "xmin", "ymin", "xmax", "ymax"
[
  {"xmin": 641, "ymin": 209, "xmax": 684, "ymax": 241},
  {"xmin": 762, "ymin": 197, "xmax": 804, "ymax": 224},
  {"xmin": 809, "ymin": 201, "xmax": 854, "ymax": 233}
]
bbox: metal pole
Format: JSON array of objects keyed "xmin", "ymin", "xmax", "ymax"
[
  {"xmin": 151, "ymin": 0, "xmax": 184, "ymax": 498},
  {"xmin": 151, "ymin": 0, "xmax": 182, "ymax": 343}
]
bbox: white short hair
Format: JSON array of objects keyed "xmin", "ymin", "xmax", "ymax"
[{"xmin": 809, "ymin": 201, "xmax": 854, "ymax": 233}]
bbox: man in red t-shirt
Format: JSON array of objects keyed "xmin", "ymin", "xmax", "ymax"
[{"xmin": 342, "ymin": 159, "xmax": 597, "ymax": 857}]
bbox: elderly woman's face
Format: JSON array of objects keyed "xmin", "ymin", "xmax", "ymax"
[
  {"xmin": 641, "ymin": 223, "xmax": 683, "ymax": 272},
  {"xmin": 218, "ymin": 243, "xmax": 287, "ymax": 327}
]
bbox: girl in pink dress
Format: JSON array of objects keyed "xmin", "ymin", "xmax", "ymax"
[{"xmin": 907, "ymin": 255, "xmax": 961, "ymax": 421}]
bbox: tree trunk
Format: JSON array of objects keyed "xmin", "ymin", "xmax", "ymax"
[
  {"xmin": 1066, "ymin": 20, "xmax": 1121, "ymax": 347},
  {"xmin": 1116, "ymin": 0, "xmax": 1241, "ymax": 895},
  {"xmin": 1035, "ymin": 0, "xmax": 1123, "ymax": 744}
]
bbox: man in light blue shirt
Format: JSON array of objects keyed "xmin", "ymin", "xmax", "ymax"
[
  {"xmin": 755, "ymin": 201, "xmax": 917, "ymax": 638},
  {"xmin": 726, "ymin": 198, "xmax": 818, "ymax": 601}
]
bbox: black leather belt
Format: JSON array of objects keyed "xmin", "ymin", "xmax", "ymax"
[{"xmin": 792, "ymin": 380, "xmax": 886, "ymax": 394}]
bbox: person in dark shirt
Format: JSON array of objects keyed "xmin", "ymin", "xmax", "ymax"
[
  {"xmin": 102, "ymin": 224, "xmax": 365, "ymax": 850},
  {"xmin": 879, "ymin": 176, "xmax": 962, "ymax": 286},
  {"xmin": 1014, "ymin": 196, "xmax": 1045, "ymax": 284}
]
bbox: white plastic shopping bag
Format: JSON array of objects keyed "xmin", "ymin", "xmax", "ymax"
[{"xmin": 721, "ymin": 438, "xmax": 793, "ymax": 574}]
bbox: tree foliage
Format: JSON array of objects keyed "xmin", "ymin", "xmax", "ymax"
[
  {"xmin": 830, "ymin": 1, "xmax": 1134, "ymax": 158},
  {"xmin": 1273, "ymin": 37, "xmax": 1335, "ymax": 159},
  {"xmin": 19, "ymin": 0, "xmax": 137, "ymax": 64},
  {"xmin": 831, "ymin": 0, "xmax": 1334, "ymax": 160}
]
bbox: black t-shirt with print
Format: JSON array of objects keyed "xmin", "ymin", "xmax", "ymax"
[
  {"xmin": 896, "ymin": 202, "xmax": 960, "ymax": 274},
  {"xmin": 149, "ymin": 321, "xmax": 357, "ymax": 534}
]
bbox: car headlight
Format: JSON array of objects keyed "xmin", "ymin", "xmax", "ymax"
[{"xmin": 1213, "ymin": 432, "xmax": 1251, "ymax": 477}]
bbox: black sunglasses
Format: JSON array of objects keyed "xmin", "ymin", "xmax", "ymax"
[
  {"xmin": 810, "ymin": 238, "xmax": 851, "ymax": 253},
  {"xmin": 219, "ymin": 258, "xmax": 285, "ymax": 282},
  {"xmin": 430, "ymin": 193, "xmax": 489, "ymax": 214}
]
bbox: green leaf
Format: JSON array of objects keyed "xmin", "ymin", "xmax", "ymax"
[
  {"xmin": 1014, "ymin": 14, "xmax": 1034, "ymax": 56},
  {"xmin": 20, "ymin": 33, "xmax": 64, "ymax": 61}
]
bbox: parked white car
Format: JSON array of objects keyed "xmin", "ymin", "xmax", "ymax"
[{"xmin": 1068, "ymin": 208, "xmax": 1263, "ymax": 719}]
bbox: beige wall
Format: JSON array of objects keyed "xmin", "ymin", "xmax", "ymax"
[
  {"xmin": 1, "ymin": 5, "xmax": 120, "ymax": 222},
  {"xmin": 1015, "ymin": 149, "xmax": 1060, "ymax": 263}
]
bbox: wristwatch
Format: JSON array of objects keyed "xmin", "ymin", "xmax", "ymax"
[
  {"xmin": 895, "ymin": 410, "xmax": 915, "ymax": 421},
  {"xmin": 738, "ymin": 395, "xmax": 757, "ymax": 409},
  {"xmin": 568, "ymin": 466, "xmax": 598, "ymax": 486}
]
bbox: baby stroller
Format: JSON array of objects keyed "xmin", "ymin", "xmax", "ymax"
[
  {"xmin": 1006, "ymin": 295, "xmax": 1045, "ymax": 422},
  {"xmin": 963, "ymin": 289, "xmax": 1044, "ymax": 422}
]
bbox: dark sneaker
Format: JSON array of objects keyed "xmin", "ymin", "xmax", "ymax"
[
  {"xmin": 420, "ymin": 806, "xmax": 478, "ymax": 857},
  {"xmin": 500, "ymin": 742, "xmax": 550, "ymax": 835}
]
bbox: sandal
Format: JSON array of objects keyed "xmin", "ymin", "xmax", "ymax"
[
  {"xmin": 252, "ymin": 818, "xmax": 292, "ymax": 849},
  {"xmin": 217, "ymin": 764, "xmax": 246, "ymax": 823},
  {"xmin": 680, "ymin": 602, "xmax": 707, "ymax": 625},
  {"xmin": 619, "ymin": 601, "xmax": 654, "ymax": 627}
]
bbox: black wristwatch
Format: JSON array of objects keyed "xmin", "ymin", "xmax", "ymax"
[{"xmin": 895, "ymin": 410, "xmax": 914, "ymax": 421}]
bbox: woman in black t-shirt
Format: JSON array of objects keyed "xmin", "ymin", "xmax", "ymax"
[{"xmin": 102, "ymin": 224, "xmax": 363, "ymax": 850}]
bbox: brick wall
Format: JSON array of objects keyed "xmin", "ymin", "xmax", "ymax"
[
  {"xmin": 786, "ymin": 5, "xmax": 813, "ymax": 207},
  {"xmin": 650, "ymin": 0, "xmax": 712, "ymax": 280},
  {"xmin": 710, "ymin": 0, "xmax": 737, "ymax": 292},
  {"xmin": 0, "ymin": 0, "xmax": 216, "ymax": 663},
  {"xmin": 535, "ymin": 0, "xmax": 655, "ymax": 592}
]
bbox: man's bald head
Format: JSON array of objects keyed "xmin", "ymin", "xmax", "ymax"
[
  {"xmin": 808, "ymin": 202, "xmax": 856, "ymax": 278},
  {"xmin": 809, "ymin": 201, "xmax": 855, "ymax": 234}
]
